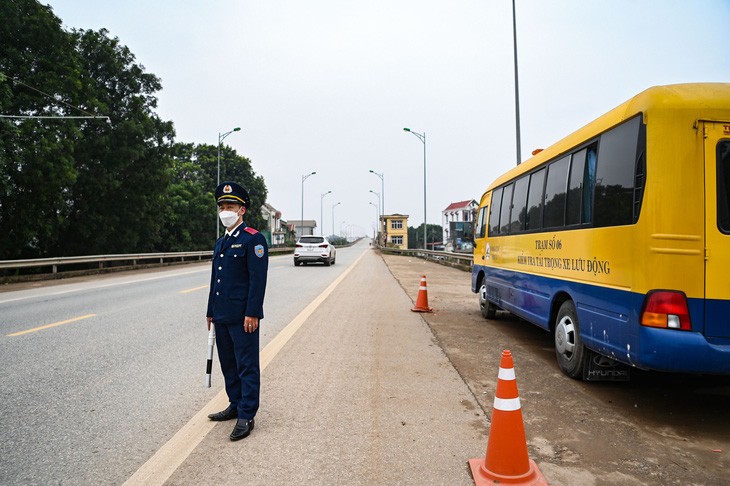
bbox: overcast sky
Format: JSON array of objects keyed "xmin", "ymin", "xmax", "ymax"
[{"xmin": 46, "ymin": 0, "xmax": 730, "ymax": 238}]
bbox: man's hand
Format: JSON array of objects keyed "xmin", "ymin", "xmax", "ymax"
[
  {"xmin": 244, "ymin": 316, "xmax": 259, "ymax": 333},
  {"xmin": 207, "ymin": 317, "xmax": 213, "ymax": 331}
]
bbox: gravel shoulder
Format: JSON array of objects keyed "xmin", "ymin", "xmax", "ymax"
[{"xmin": 380, "ymin": 252, "xmax": 730, "ymax": 486}]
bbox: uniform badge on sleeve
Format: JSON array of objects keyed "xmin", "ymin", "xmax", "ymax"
[{"xmin": 255, "ymin": 244, "xmax": 265, "ymax": 258}]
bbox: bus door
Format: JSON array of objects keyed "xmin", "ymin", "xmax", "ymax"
[
  {"xmin": 703, "ymin": 120, "xmax": 730, "ymax": 338},
  {"xmin": 474, "ymin": 201, "xmax": 489, "ymax": 266}
]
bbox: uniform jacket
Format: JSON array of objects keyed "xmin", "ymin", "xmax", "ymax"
[{"xmin": 206, "ymin": 223, "xmax": 268, "ymax": 324}]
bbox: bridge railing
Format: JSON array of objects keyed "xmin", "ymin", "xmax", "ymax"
[
  {"xmin": 378, "ymin": 247, "xmax": 473, "ymax": 271},
  {"xmin": 0, "ymin": 248, "xmax": 295, "ymax": 283}
]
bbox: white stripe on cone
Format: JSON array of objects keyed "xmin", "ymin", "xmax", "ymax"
[
  {"xmin": 494, "ymin": 396, "xmax": 522, "ymax": 412},
  {"xmin": 498, "ymin": 367, "xmax": 516, "ymax": 380}
]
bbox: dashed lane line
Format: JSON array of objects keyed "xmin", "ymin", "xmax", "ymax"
[
  {"xmin": 180, "ymin": 285, "xmax": 208, "ymax": 293},
  {"xmin": 7, "ymin": 314, "xmax": 97, "ymax": 337}
]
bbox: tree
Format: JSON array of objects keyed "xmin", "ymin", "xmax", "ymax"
[
  {"xmin": 0, "ymin": 1, "xmax": 266, "ymax": 259},
  {"xmin": 55, "ymin": 28, "xmax": 175, "ymax": 256},
  {"xmin": 163, "ymin": 142, "xmax": 267, "ymax": 251},
  {"xmin": 0, "ymin": 1, "xmax": 175, "ymax": 259},
  {"xmin": 408, "ymin": 223, "xmax": 443, "ymax": 249},
  {"xmin": 0, "ymin": 0, "xmax": 84, "ymax": 259}
]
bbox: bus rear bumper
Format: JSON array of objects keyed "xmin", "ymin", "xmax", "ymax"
[{"xmin": 637, "ymin": 327, "xmax": 730, "ymax": 374}]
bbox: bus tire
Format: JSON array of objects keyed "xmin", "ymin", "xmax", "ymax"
[
  {"xmin": 554, "ymin": 300, "xmax": 585, "ymax": 379},
  {"xmin": 479, "ymin": 281, "xmax": 497, "ymax": 319}
]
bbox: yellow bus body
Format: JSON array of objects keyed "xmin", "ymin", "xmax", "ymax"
[{"xmin": 472, "ymin": 83, "xmax": 730, "ymax": 376}]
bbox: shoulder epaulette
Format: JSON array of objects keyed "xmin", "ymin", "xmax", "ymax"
[{"xmin": 244, "ymin": 227, "xmax": 258, "ymax": 234}]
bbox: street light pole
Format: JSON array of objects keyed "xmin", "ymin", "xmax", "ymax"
[
  {"xmin": 369, "ymin": 169, "xmax": 384, "ymax": 233},
  {"xmin": 403, "ymin": 128, "xmax": 427, "ymax": 250},
  {"xmin": 320, "ymin": 190, "xmax": 331, "ymax": 236},
  {"xmin": 512, "ymin": 0, "xmax": 522, "ymax": 166},
  {"xmin": 332, "ymin": 202, "xmax": 341, "ymax": 241},
  {"xmin": 217, "ymin": 127, "xmax": 241, "ymax": 237},
  {"xmin": 301, "ymin": 171, "xmax": 316, "ymax": 238}
]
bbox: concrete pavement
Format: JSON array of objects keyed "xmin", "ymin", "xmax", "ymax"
[{"xmin": 164, "ymin": 247, "xmax": 488, "ymax": 485}]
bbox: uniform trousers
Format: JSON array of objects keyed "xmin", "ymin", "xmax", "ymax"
[{"xmin": 215, "ymin": 321, "xmax": 260, "ymax": 420}]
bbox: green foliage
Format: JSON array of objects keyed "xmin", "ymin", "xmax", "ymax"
[
  {"xmin": 0, "ymin": 0, "xmax": 84, "ymax": 258},
  {"xmin": 0, "ymin": 1, "xmax": 268, "ymax": 259},
  {"xmin": 407, "ymin": 223, "xmax": 443, "ymax": 249},
  {"xmin": 54, "ymin": 28, "xmax": 176, "ymax": 256},
  {"xmin": 329, "ymin": 236, "xmax": 348, "ymax": 246},
  {"xmin": 166, "ymin": 142, "xmax": 267, "ymax": 249}
]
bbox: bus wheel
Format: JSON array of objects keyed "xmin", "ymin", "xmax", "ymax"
[
  {"xmin": 554, "ymin": 300, "xmax": 585, "ymax": 378},
  {"xmin": 479, "ymin": 281, "xmax": 497, "ymax": 319}
]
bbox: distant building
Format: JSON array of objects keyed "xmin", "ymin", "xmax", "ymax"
[
  {"xmin": 442, "ymin": 200, "xmax": 478, "ymax": 251},
  {"xmin": 261, "ymin": 203, "xmax": 286, "ymax": 246},
  {"xmin": 380, "ymin": 213, "xmax": 409, "ymax": 249},
  {"xmin": 288, "ymin": 220, "xmax": 318, "ymax": 239}
]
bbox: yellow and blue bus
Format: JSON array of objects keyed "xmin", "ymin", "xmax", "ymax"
[{"xmin": 472, "ymin": 83, "xmax": 730, "ymax": 379}]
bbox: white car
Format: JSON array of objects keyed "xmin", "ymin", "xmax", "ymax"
[{"xmin": 294, "ymin": 236, "xmax": 336, "ymax": 266}]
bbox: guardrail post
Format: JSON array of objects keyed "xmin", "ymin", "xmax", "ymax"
[{"xmin": 53, "ymin": 265, "xmax": 57, "ymax": 274}]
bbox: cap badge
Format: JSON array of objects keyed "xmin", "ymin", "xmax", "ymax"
[{"xmin": 223, "ymin": 185, "xmax": 232, "ymax": 193}]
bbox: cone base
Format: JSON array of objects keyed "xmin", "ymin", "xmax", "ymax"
[
  {"xmin": 411, "ymin": 306, "xmax": 433, "ymax": 312},
  {"xmin": 468, "ymin": 457, "xmax": 548, "ymax": 486}
]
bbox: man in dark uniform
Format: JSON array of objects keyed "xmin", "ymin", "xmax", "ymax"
[{"xmin": 206, "ymin": 181, "xmax": 268, "ymax": 441}]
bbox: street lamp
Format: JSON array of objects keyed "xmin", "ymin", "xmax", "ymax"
[
  {"xmin": 217, "ymin": 126, "xmax": 241, "ymax": 237},
  {"xmin": 320, "ymin": 190, "xmax": 331, "ymax": 236},
  {"xmin": 403, "ymin": 127, "xmax": 427, "ymax": 250},
  {"xmin": 369, "ymin": 169, "xmax": 384, "ymax": 232},
  {"xmin": 332, "ymin": 202, "xmax": 341, "ymax": 240},
  {"xmin": 301, "ymin": 171, "xmax": 316, "ymax": 237}
]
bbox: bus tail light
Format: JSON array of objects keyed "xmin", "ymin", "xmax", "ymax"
[{"xmin": 640, "ymin": 291, "xmax": 691, "ymax": 330}]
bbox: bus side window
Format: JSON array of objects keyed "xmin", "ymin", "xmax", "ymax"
[
  {"xmin": 717, "ymin": 141, "xmax": 730, "ymax": 233},
  {"xmin": 489, "ymin": 187, "xmax": 503, "ymax": 236},
  {"xmin": 566, "ymin": 148, "xmax": 587, "ymax": 226},
  {"xmin": 543, "ymin": 155, "xmax": 570, "ymax": 229},
  {"xmin": 510, "ymin": 176, "xmax": 529, "ymax": 233},
  {"xmin": 476, "ymin": 205, "xmax": 488, "ymax": 238},
  {"xmin": 499, "ymin": 183, "xmax": 514, "ymax": 234},
  {"xmin": 583, "ymin": 145, "xmax": 597, "ymax": 223},
  {"xmin": 525, "ymin": 168, "xmax": 546, "ymax": 230},
  {"xmin": 594, "ymin": 116, "xmax": 641, "ymax": 227}
]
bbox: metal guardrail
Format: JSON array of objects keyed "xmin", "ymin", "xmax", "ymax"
[
  {"xmin": 378, "ymin": 247, "xmax": 473, "ymax": 270},
  {"xmin": 0, "ymin": 248, "xmax": 295, "ymax": 276}
]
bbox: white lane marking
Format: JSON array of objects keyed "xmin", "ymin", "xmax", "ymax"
[{"xmin": 123, "ymin": 248, "xmax": 369, "ymax": 486}]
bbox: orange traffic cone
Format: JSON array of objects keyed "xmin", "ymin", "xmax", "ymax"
[
  {"xmin": 469, "ymin": 350, "xmax": 548, "ymax": 486},
  {"xmin": 411, "ymin": 275, "xmax": 433, "ymax": 313}
]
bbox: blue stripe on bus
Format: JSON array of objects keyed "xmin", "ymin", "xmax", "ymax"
[{"xmin": 472, "ymin": 264, "xmax": 730, "ymax": 374}]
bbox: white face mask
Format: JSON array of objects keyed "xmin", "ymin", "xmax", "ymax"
[{"xmin": 219, "ymin": 210, "xmax": 240, "ymax": 228}]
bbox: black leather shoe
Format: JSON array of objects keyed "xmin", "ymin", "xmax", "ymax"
[
  {"xmin": 230, "ymin": 418, "xmax": 255, "ymax": 441},
  {"xmin": 208, "ymin": 405, "xmax": 238, "ymax": 421}
]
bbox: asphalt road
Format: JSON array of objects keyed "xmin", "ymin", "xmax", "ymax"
[
  {"xmin": 5, "ymin": 241, "xmax": 727, "ymax": 485},
  {"xmin": 0, "ymin": 241, "xmax": 369, "ymax": 486}
]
